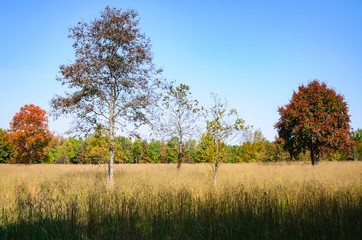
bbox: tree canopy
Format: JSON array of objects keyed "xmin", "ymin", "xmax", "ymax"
[
  {"xmin": 350, "ymin": 129, "xmax": 362, "ymax": 160},
  {"xmin": 0, "ymin": 129, "xmax": 13, "ymax": 163},
  {"xmin": 7, "ymin": 104, "xmax": 52, "ymax": 164},
  {"xmin": 275, "ymin": 80, "xmax": 353, "ymax": 165}
]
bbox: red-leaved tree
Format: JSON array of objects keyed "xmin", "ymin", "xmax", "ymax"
[
  {"xmin": 7, "ymin": 104, "xmax": 52, "ymax": 164},
  {"xmin": 275, "ymin": 80, "xmax": 353, "ymax": 165}
]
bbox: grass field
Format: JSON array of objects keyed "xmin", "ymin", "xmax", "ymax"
[{"xmin": 0, "ymin": 162, "xmax": 361, "ymax": 239}]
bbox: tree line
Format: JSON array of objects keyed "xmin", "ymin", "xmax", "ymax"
[{"xmin": 1, "ymin": 125, "xmax": 361, "ymax": 165}]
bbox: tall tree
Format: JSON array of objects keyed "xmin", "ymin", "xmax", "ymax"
[
  {"xmin": 151, "ymin": 83, "xmax": 202, "ymax": 169},
  {"xmin": 7, "ymin": 104, "xmax": 52, "ymax": 164},
  {"xmin": 51, "ymin": 7, "xmax": 163, "ymax": 185},
  {"xmin": 275, "ymin": 80, "xmax": 353, "ymax": 165}
]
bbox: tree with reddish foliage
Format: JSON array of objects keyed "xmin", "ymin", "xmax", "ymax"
[
  {"xmin": 7, "ymin": 104, "xmax": 52, "ymax": 164},
  {"xmin": 275, "ymin": 80, "xmax": 353, "ymax": 165}
]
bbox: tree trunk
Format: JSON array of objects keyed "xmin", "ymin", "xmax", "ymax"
[
  {"xmin": 310, "ymin": 145, "xmax": 315, "ymax": 165},
  {"xmin": 108, "ymin": 121, "xmax": 114, "ymax": 187},
  {"xmin": 176, "ymin": 138, "xmax": 183, "ymax": 170},
  {"xmin": 108, "ymin": 96, "xmax": 115, "ymax": 188},
  {"xmin": 213, "ymin": 161, "xmax": 218, "ymax": 188},
  {"xmin": 315, "ymin": 152, "xmax": 319, "ymax": 165},
  {"xmin": 29, "ymin": 147, "xmax": 33, "ymax": 165},
  {"xmin": 213, "ymin": 139, "xmax": 220, "ymax": 188},
  {"xmin": 177, "ymin": 151, "xmax": 183, "ymax": 170}
]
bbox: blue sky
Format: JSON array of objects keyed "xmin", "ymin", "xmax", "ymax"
[{"xmin": 1, "ymin": 0, "xmax": 361, "ymax": 140}]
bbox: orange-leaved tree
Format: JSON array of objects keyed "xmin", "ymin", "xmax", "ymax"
[{"xmin": 7, "ymin": 104, "xmax": 52, "ymax": 164}]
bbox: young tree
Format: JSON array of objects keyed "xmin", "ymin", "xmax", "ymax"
[
  {"xmin": 7, "ymin": 104, "xmax": 52, "ymax": 164},
  {"xmin": 151, "ymin": 83, "xmax": 203, "ymax": 169},
  {"xmin": 275, "ymin": 80, "xmax": 353, "ymax": 165},
  {"xmin": 51, "ymin": 7, "xmax": 163, "ymax": 185},
  {"xmin": 203, "ymin": 95, "xmax": 246, "ymax": 187}
]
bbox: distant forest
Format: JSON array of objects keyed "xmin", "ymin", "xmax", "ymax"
[{"xmin": 1, "ymin": 127, "xmax": 361, "ymax": 164}]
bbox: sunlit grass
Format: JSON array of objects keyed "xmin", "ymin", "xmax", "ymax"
[{"xmin": 0, "ymin": 162, "xmax": 361, "ymax": 239}]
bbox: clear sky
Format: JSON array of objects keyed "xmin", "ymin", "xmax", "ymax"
[{"xmin": 1, "ymin": 0, "xmax": 361, "ymax": 140}]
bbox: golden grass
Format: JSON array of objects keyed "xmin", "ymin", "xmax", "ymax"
[
  {"xmin": 1, "ymin": 162, "xmax": 360, "ymax": 196},
  {"xmin": 0, "ymin": 162, "xmax": 361, "ymax": 239}
]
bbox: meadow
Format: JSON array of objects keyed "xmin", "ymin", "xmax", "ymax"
[{"xmin": 0, "ymin": 162, "xmax": 361, "ymax": 239}]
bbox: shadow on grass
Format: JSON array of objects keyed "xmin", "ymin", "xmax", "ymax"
[
  {"xmin": 2, "ymin": 184, "xmax": 361, "ymax": 240},
  {"xmin": 1, "ymin": 205, "xmax": 361, "ymax": 240}
]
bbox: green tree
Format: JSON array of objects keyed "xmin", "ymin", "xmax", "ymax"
[
  {"xmin": 350, "ymin": 129, "xmax": 362, "ymax": 160},
  {"xmin": 114, "ymin": 136, "xmax": 133, "ymax": 163},
  {"xmin": 148, "ymin": 139, "xmax": 161, "ymax": 163},
  {"xmin": 51, "ymin": 7, "xmax": 163, "ymax": 185},
  {"xmin": 66, "ymin": 137, "xmax": 84, "ymax": 164},
  {"xmin": 225, "ymin": 145, "xmax": 243, "ymax": 163},
  {"xmin": 164, "ymin": 139, "xmax": 178, "ymax": 163},
  {"xmin": 132, "ymin": 139, "xmax": 150, "ymax": 163},
  {"xmin": 85, "ymin": 131, "xmax": 109, "ymax": 164},
  {"xmin": 275, "ymin": 80, "xmax": 353, "ymax": 165},
  {"xmin": 0, "ymin": 129, "xmax": 14, "ymax": 163},
  {"xmin": 46, "ymin": 135, "xmax": 68, "ymax": 164}
]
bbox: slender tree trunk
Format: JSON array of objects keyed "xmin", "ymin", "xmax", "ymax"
[
  {"xmin": 108, "ymin": 117, "xmax": 115, "ymax": 187},
  {"xmin": 177, "ymin": 120, "xmax": 183, "ymax": 170},
  {"xmin": 213, "ymin": 161, "xmax": 218, "ymax": 188},
  {"xmin": 213, "ymin": 140, "xmax": 219, "ymax": 188},
  {"xmin": 108, "ymin": 87, "xmax": 115, "ymax": 188},
  {"xmin": 177, "ymin": 142, "xmax": 184, "ymax": 170}
]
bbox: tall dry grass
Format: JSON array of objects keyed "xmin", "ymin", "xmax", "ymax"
[{"xmin": 0, "ymin": 162, "xmax": 361, "ymax": 239}]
